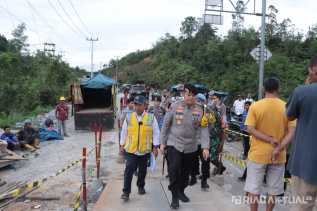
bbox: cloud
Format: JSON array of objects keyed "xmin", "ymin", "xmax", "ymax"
[{"xmin": 0, "ymin": 0, "xmax": 316, "ymax": 71}]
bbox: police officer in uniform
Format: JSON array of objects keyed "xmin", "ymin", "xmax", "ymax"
[
  {"xmin": 160, "ymin": 84, "xmax": 210, "ymax": 209},
  {"xmin": 120, "ymin": 95, "xmax": 160, "ymax": 201},
  {"xmin": 148, "ymin": 93, "xmax": 166, "ymax": 130}
]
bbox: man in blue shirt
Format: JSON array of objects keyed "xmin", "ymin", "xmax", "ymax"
[
  {"xmin": 238, "ymin": 101, "xmax": 252, "ymax": 182},
  {"xmin": 0, "ymin": 126, "xmax": 19, "ymax": 151},
  {"xmin": 281, "ymin": 55, "xmax": 317, "ymax": 211}
]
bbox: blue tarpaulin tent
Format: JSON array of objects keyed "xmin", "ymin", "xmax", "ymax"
[{"xmin": 81, "ymin": 73, "xmax": 116, "ymax": 89}]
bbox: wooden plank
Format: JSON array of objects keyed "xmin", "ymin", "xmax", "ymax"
[{"xmin": 0, "ymin": 150, "xmax": 24, "ymax": 168}]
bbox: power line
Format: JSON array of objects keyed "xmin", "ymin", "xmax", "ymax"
[
  {"xmin": 56, "ymin": 0, "xmax": 88, "ymax": 38},
  {"xmin": 0, "ymin": 3, "xmax": 39, "ymax": 34},
  {"xmin": 47, "ymin": 0, "xmax": 84, "ymax": 39},
  {"xmin": 2, "ymin": 0, "xmax": 15, "ymax": 29},
  {"xmin": 25, "ymin": 0, "xmax": 55, "ymax": 32},
  {"xmin": 67, "ymin": 0, "xmax": 90, "ymax": 35},
  {"xmin": 26, "ymin": 0, "xmax": 42, "ymax": 44}
]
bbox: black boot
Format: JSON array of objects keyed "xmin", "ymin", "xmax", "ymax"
[
  {"xmin": 201, "ymin": 179, "xmax": 210, "ymax": 190},
  {"xmin": 138, "ymin": 187, "xmax": 146, "ymax": 195},
  {"xmin": 238, "ymin": 168, "xmax": 247, "ymax": 182},
  {"xmin": 120, "ymin": 192, "xmax": 129, "ymax": 201},
  {"xmin": 178, "ymin": 191, "xmax": 190, "ymax": 203},
  {"xmin": 171, "ymin": 194, "xmax": 179, "ymax": 209},
  {"xmin": 219, "ymin": 165, "xmax": 226, "ymax": 175},
  {"xmin": 189, "ymin": 176, "xmax": 197, "ymax": 186}
]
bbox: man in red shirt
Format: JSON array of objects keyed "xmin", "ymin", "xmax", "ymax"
[
  {"xmin": 55, "ymin": 96, "xmax": 69, "ymax": 137},
  {"xmin": 120, "ymin": 89, "xmax": 129, "ymax": 111}
]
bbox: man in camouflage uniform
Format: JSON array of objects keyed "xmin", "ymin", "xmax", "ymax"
[
  {"xmin": 160, "ymin": 84, "xmax": 210, "ymax": 209},
  {"xmin": 209, "ymin": 93, "xmax": 227, "ymax": 175},
  {"xmin": 148, "ymin": 93, "xmax": 166, "ymax": 130}
]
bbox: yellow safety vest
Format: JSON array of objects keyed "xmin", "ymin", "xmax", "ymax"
[{"xmin": 124, "ymin": 112, "xmax": 154, "ymax": 154}]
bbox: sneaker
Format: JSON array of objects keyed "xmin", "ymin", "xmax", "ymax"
[
  {"xmin": 170, "ymin": 196, "xmax": 179, "ymax": 209},
  {"xmin": 121, "ymin": 193, "xmax": 129, "ymax": 201},
  {"xmin": 138, "ymin": 187, "xmax": 146, "ymax": 195},
  {"xmin": 178, "ymin": 191, "xmax": 190, "ymax": 203}
]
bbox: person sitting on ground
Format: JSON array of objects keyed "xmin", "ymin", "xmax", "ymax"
[
  {"xmin": 0, "ymin": 126, "xmax": 19, "ymax": 151},
  {"xmin": 44, "ymin": 118, "xmax": 55, "ymax": 131},
  {"xmin": 0, "ymin": 140, "xmax": 8, "ymax": 155},
  {"xmin": 17, "ymin": 120, "xmax": 40, "ymax": 151},
  {"xmin": 39, "ymin": 118, "xmax": 63, "ymax": 142}
]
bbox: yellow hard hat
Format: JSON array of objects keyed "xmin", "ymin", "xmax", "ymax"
[{"xmin": 59, "ymin": 96, "xmax": 66, "ymax": 101}]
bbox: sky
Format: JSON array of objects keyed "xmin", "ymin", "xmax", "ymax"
[{"xmin": 0, "ymin": 0, "xmax": 316, "ymax": 71}]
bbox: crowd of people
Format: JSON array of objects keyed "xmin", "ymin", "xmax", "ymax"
[
  {"xmin": 0, "ymin": 96, "xmax": 70, "ymax": 155},
  {"xmin": 118, "ymin": 84, "xmax": 240, "ymax": 208},
  {"xmin": 118, "ymin": 55, "xmax": 317, "ymax": 211}
]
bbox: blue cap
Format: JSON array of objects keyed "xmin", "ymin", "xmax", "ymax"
[
  {"xmin": 196, "ymin": 93, "xmax": 207, "ymax": 102},
  {"xmin": 134, "ymin": 95, "xmax": 146, "ymax": 105},
  {"xmin": 24, "ymin": 119, "xmax": 32, "ymax": 125}
]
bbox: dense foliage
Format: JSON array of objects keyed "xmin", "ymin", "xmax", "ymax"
[
  {"xmin": 103, "ymin": 5, "xmax": 317, "ymax": 99},
  {"xmin": 0, "ymin": 23, "xmax": 85, "ymax": 125}
]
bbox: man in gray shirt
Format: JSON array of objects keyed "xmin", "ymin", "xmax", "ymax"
[
  {"xmin": 282, "ymin": 55, "xmax": 317, "ymax": 211},
  {"xmin": 160, "ymin": 84, "xmax": 210, "ymax": 209}
]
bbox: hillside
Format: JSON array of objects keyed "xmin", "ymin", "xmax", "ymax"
[
  {"xmin": 103, "ymin": 9, "xmax": 317, "ymax": 98},
  {"xmin": 0, "ymin": 23, "xmax": 85, "ymax": 125}
]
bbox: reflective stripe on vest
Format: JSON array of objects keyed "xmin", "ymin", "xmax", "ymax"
[{"xmin": 124, "ymin": 112, "xmax": 153, "ymax": 154}]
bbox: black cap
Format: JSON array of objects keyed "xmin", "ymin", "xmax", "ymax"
[
  {"xmin": 184, "ymin": 84, "xmax": 198, "ymax": 95},
  {"xmin": 134, "ymin": 95, "xmax": 146, "ymax": 105}
]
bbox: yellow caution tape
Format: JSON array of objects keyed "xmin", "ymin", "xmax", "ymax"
[
  {"xmin": 222, "ymin": 152, "xmax": 291, "ymax": 184},
  {"xmin": 222, "ymin": 152, "xmax": 247, "ymax": 169},
  {"xmin": 0, "ymin": 147, "xmax": 94, "ymax": 201},
  {"xmin": 73, "ymin": 186, "xmax": 82, "ymax": 211},
  {"xmin": 225, "ymin": 129, "xmax": 250, "ymax": 138}
]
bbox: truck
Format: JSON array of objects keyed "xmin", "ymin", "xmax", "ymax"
[{"xmin": 71, "ymin": 73, "xmax": 117, "ymax": 130}]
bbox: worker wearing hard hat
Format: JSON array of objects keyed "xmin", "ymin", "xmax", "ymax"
[{"xmin": 55, "ymin": 96, "xmax": 69, "ymax": 137}]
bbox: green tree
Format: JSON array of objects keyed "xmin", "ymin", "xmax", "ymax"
[
  {"xmin": 9, "ymin": 23, "xmax": 29, "ymax": 53},
  {"xmin": 180, "ymin": 16, "xmax": 199, "ymax": 39}
]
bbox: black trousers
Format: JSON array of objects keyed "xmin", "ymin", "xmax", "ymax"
[
  {"xmin": 123, "ymin": 152, "xmax": 149, "ymax": 194},
  {"xmin": 191, "ymin": 146, "xmax": 210, "ymax": 180},
  {"xmin": 242, "ymin": 131, "xmax": 250, "ymax": 158},
  {"xmin": 191, "ymin": 148, "xmax": 200, "ymax": 177},
  {"xmin": 167, "ymin": 146, "xmax": 196, "ymax": 195},
  {"xmin": 200, "ymin": 151, "xmax": 210, "ymax": 180}
]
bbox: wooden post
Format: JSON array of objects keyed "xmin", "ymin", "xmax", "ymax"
[
  {"xmin": 94, "ymin": 123, "xmax": 98, "ymax": 166},
  {"xmin": 82, "ymin": 148, "xmax": 87, "ymax": 211},
  {"xmin": 96, "ymin": 125, "xmax": 102, "ymax": 179}
]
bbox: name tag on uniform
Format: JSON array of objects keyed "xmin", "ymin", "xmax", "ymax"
[
  {"xmin": 175, "ymin": 106, "xmax": 184, "ymax": 125},
  {"xmin": 192, "ymin": 109, "xmax": 201, "ymax": 127}
]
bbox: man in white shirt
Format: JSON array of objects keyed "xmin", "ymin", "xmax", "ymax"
[
  {"xmin": 120, "ymin": 95, "xmax": 160, "ymax": 201},
  {"xmin": 233, "ymin": 95, "xmax": 245, "ymax": 116},
  {"xmin": 245, "ymin": 93, "xmax": 254, "ymax": 104}
]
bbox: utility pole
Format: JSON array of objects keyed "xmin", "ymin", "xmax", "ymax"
[
  {"xmin": 115, "ymin": 57, "xmax": 119, "ymax": 83},
  {"xmin": 86, "ymin": 37, "xmax": 99, "ymax": 78},
  {"xmin": 258, "ymin": 0, "xmax": 266, "ymax": 99},
  {"xmin": 203, "ymin": 0, "xmax": 269, "ymax": 100},
  {"xmin": 43, "ymin": 42, "xmax": 56, "ymax": 56}
]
